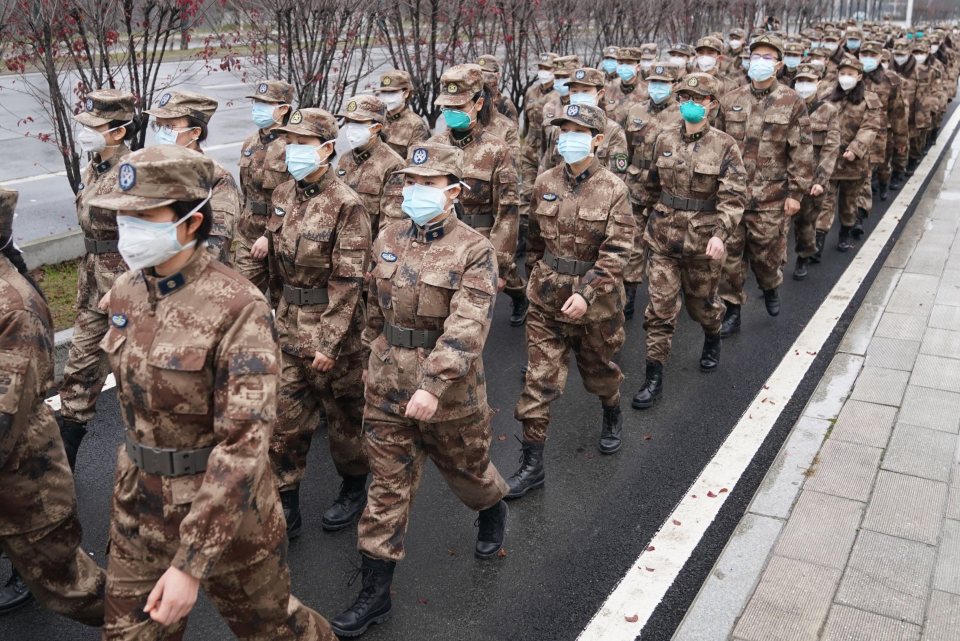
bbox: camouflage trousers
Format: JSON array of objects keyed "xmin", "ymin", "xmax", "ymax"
[
  {"xmin": 357, "ymin": 405, "xmax": 508, "ymax": 562},
  {"xmin": 60, "ymin": 305, "xmax": 112, "ymax": 424},
  {"xmin": 231, "ymin": 240, "xmax": 270, "ymax": 294},
  {"xmin": 795, "ymin": 192, "xmax": 827, "ymax": 258},
  {"xmin": 2, "ymin": 512, "xmax": 104, "ymax": 626},
  {"xmin": 857, "ymin": 164, "xmax": 876, "ymax": 213},
  {"xmin": 818, "ymin": 178, "xmax": 866, "ymax": 232},
  {"xmin": 719, "ymin": 210, "xmax": 786, "ymax": 306},
  {"xmin": 504, "ymin": 217, "xmax": 529, "ymax": 296},
  {"xmin": 910, "ymin": 128, "xmax": 930, "ymax": 162},
  {"xmin": 624, "ymin": 208, "xmax": 650, "ymax": 285},
  {"xmin": 644, "ymin": 251, "xmax": 724, "ymax": 365},
  {"xmin": 515, "ymin": 305, "xmax": 625, "ymax": 443},
  {"xmin": 270, "ymin": 350, "xmax": 368, "ymax": 491}
]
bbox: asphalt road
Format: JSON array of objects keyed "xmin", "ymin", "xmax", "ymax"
[{"xmin": 2, "ymin": 108, "xmax": 956, "ymax": 641}]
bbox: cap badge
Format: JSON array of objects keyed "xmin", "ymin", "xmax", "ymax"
[
  {"xmin": 158, "ymin": 92, "xmax": 172, "ymax": 107},
  {"xmin": 85, "ymin": 97, "xmax": 94, "ymax": 112},
  {"xmin": 575, "ymin": 70, "xmax": 586, "ymax": 79},
  {"xmin": 567, "ymin": 105, "xmax": 580, "ymax": 116},
  {"xmin": 656, "ymin": 65, "xmax": 664, "ymax": 74},
  {"xmin": 118, "ymin": 164, "xmax": 136, "ymax": 191},
  {"xmin": 688, "ymin": 77, "xmax": 699, "ymax": 87},
  {"xmin": 290, "ymin": 110, "xmax": 303, "ymax": 124},
  {"xmin": 732, "ymin": 105, "xmax": 744, "ymax": 111},
  {"xmin": 258, "ymin": 82, "xmax": 268, "ymax": 94},
  {"xmin": 347, "ymin": 100, "xmax": 357, "ymax": 112},
  {"xmin": 447, "ymin": 83, "xmax": 459, "ymax": 94},
  {"xmin": 381, "ymin": 76, "xmax": 393, "ymax": 86},
  {"xmin": 412, "ymin": 148, "xmax": 428, "ymax": 165}
]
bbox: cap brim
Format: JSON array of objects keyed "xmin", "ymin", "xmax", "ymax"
[
  {"xmin": 646, "ymin": 75, "xmax": 673, "ymax": 82},
  {"xmin": 144, "ymin": 106, "xmax": 183, "ymax": 119},
  {"xmin": 272, "ymin": 124, "xmax": 320, "ymax": 137},
  {"xmin": 395, "ymin": 166, "xmax": 459, "ymax": 179},
  {"xmin": 74, "ymin": 112, "xmax": 112, "ymax": 127},
  {"xmin": 87, "ymin": 193, "xmax": 177, "ymax": 212},
  {"xmin": 795, "ymin": 73, "xmax": 819, "ymax": 80},
  {"xmin": 549, "ymin": 115, "xmax": 601, "ymax": 129},
  {"xmin": 434, "ymin": 94, "xmax": 473, "ymax": 107},
  {"xmin": 246, "ymin": 95, "xmax": 286, "ymax": 103},
  {"xmin": 567, "ymin": 80, "xmax": 604, "ymax": 89}
]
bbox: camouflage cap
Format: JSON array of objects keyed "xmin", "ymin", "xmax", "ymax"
[
  {"xmin": 549, "ymin": 103, "xmax": 606, "ymax": 133},
  {"xmin": 616, "ymin": 47, "xmax": 643, "ymax": 62},
  {"xmin": 860, "ymin": 40, "xmax": 884, "ymax": 55},
  {"xmin": 602, "ymin": 45, "xmax": 620, "ymax": 59},
  {"xmin": 75, "ymin": 89, "xmax": 136, "ymax": 128},
  {"xmin": 568, "ymin": 67, "xmax": 606, "ymax": 88},
  {"xmin": 676, "ymin": 73, "xmax": 721, "ymax": 99},
  {"xmin": 553, "ymin": 55, "xmax": 582, "ymax": 74},
  {"xmin": 668, "ymin": 43, "xmax": 696, "ymax": 57},
  {"xmin": 640, "ymin": 42, "xmax": 659, "ymax": 57},
  {"xmin": 911, "ymin": 39, "xmax": 930, "ymax": 53},
  {"xmin": 696, "ymin": 36, "xmax": 724, "ymax": 54},
  {"xmin": 893, "ymin": 39, "xmax": 912, "ymax": 53},
  {"xmin": 396, "ymin": 142, "xmax": 463, "ymax": 179},
  {"xmin": 750, "ymin": 33, "xmax": 784, "ymax": 57},
  {"xmin": 646, "ymin": 61, "xmax": 680, "ymax": 82},
  {"xmin": 146, "ymin": 90, "xmax": 218, "ymax": 125},
  {"xmin": 88, "ymin": 145, "xmax": 214, "ymax": 212},
  {"xmin": 378, "ymin": 69, "xmax": 413, "ymax": 91},
  {"xmin": 846, "ymin": 27, "xmax": 863, "ymax": 39},
  {"xmin": 337, "ymin": 94, "xmax": 387, "ymax": 124},
  {"xmin": 274, "ymin": 108, "xmax": 339, "ymax": 140},
  {"xmin": 476, "ymin": 54, "xmax": 501, "ymax": 73},
  {"xmin": 809, "ymin": 46, "xmax": 831, "ymax": 58},
  {"xmin": 795, "ymin": 62, "xmax": 822, "ymax": 80},
  {"xmin": 537, "ymin": 52, "xmax": 559, "ymax": 68},
  {"xmin": 0, "ymin": 187, "xmax": 17, "ymax": 240},
  {"xmin": 246, "ymin": 79, "xmax": 294, "ymax": 104},
  {"xmin": 822, "ymin": 30, "xmax": 841, "ymax": 41},
  {"xmin": 838, "ymin": 55, "xmax": 864, "ymax": 72},
  {"xmin": 728, "ymin": 29, "xmax": 746, "ymax": 39},
  {"xmin": 783, "ymin": 41, "xmax": 805, "ymax": 56},
  {"xmin": 435, "ymin": 64, "xmax": 484, "ymax": 106}
]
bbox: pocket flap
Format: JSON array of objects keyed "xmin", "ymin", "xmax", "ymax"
[
  {"xmin": 764, "ymin": 112, "xmax": 791, "ymax": 125},
  {"xmin": 100, "ymin": 327, "xmax": 127, "ymax": 354},
  {"xmin": 693, "ymin": 161, "xmax": 721, "ymax": 175},
  {"xmin": 0, "ymin": 350, "xmax": 29, "ymax": 415},
  {"xmin": 420, "ymin": 267, "xmax": 462, "ymax": 289},
  {"xmin": 148, "ymin": 343, "xmax": 210, "ymax": 371},
  {"xmin": 578, "ymin": 208, "xmax": 608, "ymax": 221},
  {"xmin": 724, "ymin": 109, "xmax": 748, "ymax": 122},
  {"xmin": 372, "ymin": 259, "xmax": 398, "ymax": 280}
]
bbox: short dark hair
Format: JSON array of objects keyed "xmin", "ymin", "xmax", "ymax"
[
  {"xmin": 172, "ymin": 198, "xmax": 213, "ymax": 244},
  {"xmin": 108, "ymin": 116, "xmax": 140, "ymax": 144},
  {"xmin": 476, "ymin": 88, "xmax": 493, "ymax": 126},
  {"xmin": 184, "ymin": 116, "xmax": 209, "ymax": 143}
]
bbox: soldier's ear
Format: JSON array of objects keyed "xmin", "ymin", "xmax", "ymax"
[{"xmin": 593, "ymin": 132, "xmax": 605, "ymax": 148}]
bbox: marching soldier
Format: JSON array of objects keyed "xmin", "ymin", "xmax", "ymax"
[
  {"xmin": 374, "ymin": 69, "xmax": 430, "ymax": 160},
  {"xmin": 696, "ymin": 36, "xmax": 738, "ymax": 96},
  {"xmin": 605, "ymin": 47, "xmax": 649, "ymax": 128},
  {"xmin": 477, "ymin": 54, "xmax": 520, "ymax": 121},
  {"xmin": 601, "ymin": 45, "xmax": 620, "ymax": 83}
]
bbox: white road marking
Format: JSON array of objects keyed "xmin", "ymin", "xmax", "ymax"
[
  {"xmin": 577, "ymin": 106, "xmax": 960, "ymax": 641},
  {"xmin": 45, "ymin": 374, "xmax": 116, "ymax": 412},
  {"xmin": 203, "ymin": 81, "xmax": 248, "ymax": 90}
]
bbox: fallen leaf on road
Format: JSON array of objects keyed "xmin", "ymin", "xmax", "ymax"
[
  {"xmin": 497, "ymin": 548, "xmax": 508, "ymax": 558},
  {"xmin": 644, "ymin": 567, "xmax": 655, "ymax": 572},
  {"xmin": 646, "ymin": 545, "xmax": 655, "ymax": 551},
  {"xmin": 643, "ymin": 434, "xmax": 653, "ymax": 441},
  {"xmin": 497, "ymin": 433, "xmax": 507, "ymax": 441},
  {"xmin": 417, "ymin": 598, "xmax": 428, "ymax": 605},
  {"xmin": 672, "ymin": 519, "xmax": 682, "ymax": 526},
  {"xmin": 624, "ymin": 614, "xmax": 639, "ymax": 623},
  {"xmin": 707, "ymin": 491, "xmax": 717, "ymax": 498},
  {"xmin": 719, "ymin": 488, "xmax": 729, "ymax": 493}
]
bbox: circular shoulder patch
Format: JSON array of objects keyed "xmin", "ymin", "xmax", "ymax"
[
  {"xmin": 575, "ymin": 70, "xmax": 586, "ymax": 79},
  {"xmin": 290, "ymin": 110, "xmax": 303, "ymax": 124},
  {"xmin": 85, "ymin": 97, "xmax": 94, "ymax": 112},
  {"xmin": 118, "ymin": 164, "xmax": 136, "ymax": 191},
  {"xmin": 688, "ymin": 77, "xmax": 699, "ymax": 87},
  {"xmin": 566, "ymin": 104, "xmax": 580, "ymax": 116},
  {"xmin": 347, "ymin": 101, "xmax": 357, "ymax": 112},
  {"xmin": 382, "ymin": 76, "xmax": 393, "ymax": 86},
  {"xmin": 158, "ymin": 92, "xmax": 172, "ymax": 107},
  {"xmin": 412, "ymin": 148, "xmax": 428, "ymax": 165},
  {"xmin": 656, "ymin": 65, "xmax": 664, "ymax": 74}
]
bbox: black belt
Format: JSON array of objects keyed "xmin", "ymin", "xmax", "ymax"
[
  {"xmin": 125, "ymin": 433, "xmax": 212, "ymax": 477},
  {"xmin": 461, "ymin": 213, "xmax": 495, "ymax": 228},
  {"xmin": 248, "ymin": 200, "xmax": 269, "ymax": 216},
  {"xmin": 283, "ymin": 284, "xmax": 329, "ymax": 306},
  {"xmin": 84, "ymin": 237, "xmax": 119, "ymax": 254},
  {"xmin": 542, "ymin": 251, "xmax": 595, "ymax": 276},
  {"xmin": 659, "ymin": 192, "xmax": 717, "ymax": 212},
  {"xmin": 383, "ymin": 322, "xmax": 441, "ymax": 349}
]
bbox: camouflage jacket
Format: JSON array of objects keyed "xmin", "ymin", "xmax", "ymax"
[
  {"xmin": 894, "ymin": 58, "xmax": 929, "ymax": 129},
  {"xmin": 486, "ymin": 111, "xmax": 522, "ymax": 170},
  {"xmin": 268, "ymin": 170, "xmax": 371, "ymax": 359},
  {"xmin": 522, "ymin": 82, "xmax": 556, "ymax": 140},
  {"xmin": 363, "ymin": 216, "xmax": 498, "ymax": 422},
  {"xmin": 520, "ymin": 83, "xmax": 557, "ymax": 197},
  {"xmin": 625, "ymin": 99, "xmax": 683, "ymax": 210},
  {"xmin": 429, "ymin": 125, "xmax": 520, "ymax": 280},
  {"xmin": 100, "ymin": 249, "xmax": 285, "ymax": 579},
  {"xmin": 803, "ymin": 96, "xmax": 842, "ymax": 188},
  {"xmin": 527, "ymin": 157, "xmax": 635, "ymax": 324},
  {"xmin": 863, "ymin": 69, "xmax": 908, "ymax": 163},
  {"xmin": 604, "ymin": 78, "xmax": 649, "ymax": 129},
  {"xmin": 643, "ymin": 123, "xmax": 746, "ymax": 254},
  {"xmin": 0, "ymin": 258, "xmax": 75, "ymax": 535},
  {"xmin": 383, "ymin": 108, "xmax": 430, "ymax": 160},
  {"xmin": 715, "ymin": 80, "xmax": 814, "ymax": 211},
  {"xmin": 829, "ymin": 87, "xmax": 884, "ymax": 181},
  {"xmin": 539, "ymin": 115, "xmax": 629, "ymax": 178},
  {"xmin": 496, "ymin": 94, "xmax": 520, "ymax": 122},
  {"xmin": 335, "ymin": 138, "xmax": 405, "ymax": 234},
  {"xmin": 207, "ymin": 156, "xmax": 242, "ymax": 264},
  {"xmin": 238, "ymin": 130, "xmax": 288, "ymax": 244},
  {"xmin": 75, "ymin": 145, "xmax": 130, "ymax": 309}
]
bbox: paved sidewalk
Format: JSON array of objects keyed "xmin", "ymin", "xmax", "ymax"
[{"xmin": 674, "ymin": 135, "xmax": 960, "ymax": 640}]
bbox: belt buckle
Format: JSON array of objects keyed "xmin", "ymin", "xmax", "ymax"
[
  {"xmin": 142, "ymin": 445, "xmax": 174, "ymax": 475},
  {"xmin": 171, "ymin": 451, "xmax": 195, "ymax": 476}
]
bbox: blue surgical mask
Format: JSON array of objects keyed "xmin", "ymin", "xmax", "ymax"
[
  {"xmin": 252, "ymin": 103, "xmax": 277, "ymax": 129},
  {"xmin": 861, "ymin": 57, "xmax": 879, "ymax": 73},
  {"xmin": 847, "ymin": 39, "xmax": 861, "ymax": 51},
  {"xmin": 443, "ymin": 108, "xmax": 473, "ymax": 131},
  {"xmin": 601, "ymin": 58, "xmax": 618, "ymax": 74},
  {"xmin": 152, "ymin": 125, "xmax": 180, "ymax": 146},
  {"xmin": 556, "ymin": 131, "xmax": 594, "ymax": 165},
  {"xmin": 748, "ymin": 58, "xmax": 776, "ymax": 82},
  {"xmin": 569, "ymin": 93, "xmax": 598, "ymax": 107},
  {"xmin": 784, "ymin": 56, "xmax": 801, "ymax": 69},
  {"xmin": 679, "ymin": 100, "xmax": 707, "ymax": 124},
  {"xmin": 401, "ymin": 183, "xmax": 457, "ymax": 226},
  {"xmin": 648, "ymin": 82, "xmax": 672, "ymax": 104},
  {"xmin": 555, "ymin": 78, "xmax": 570, "ymax": 96},
  {"xmin": 285, "ymin": 143, "xmax": 327, "ymax": 181},
  {"xmin": 617, "ymin": 64, "xmax": 637, "ymax": 82}
]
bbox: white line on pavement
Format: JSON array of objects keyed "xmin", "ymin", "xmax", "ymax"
[
  {"xmin": 203, "ymin": 82, "xmax": 248, "ymax": 90},
  {"xmin": 576, "ymin": 106, "xmax": 960, "ymax": 641}
]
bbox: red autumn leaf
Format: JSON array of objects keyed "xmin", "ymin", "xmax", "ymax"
[
  {"xmin": 417, "ymin": 597, "xmax": 428, "ymax": 605},
  {"xmin": 643, "ymin": 434, "xmax": 653, "ymax": 441},
  {"xmin": 624, "ymin": 614, "xmax": 639, "ymax": 623},
  {"xmin": 672, "ymin": 519, "xmax": 682, "ymax": 526},
  {"xmin": 644, "ymin": 567, "xmax": 655, "ymax": 572},
  {"xmin": 646, "ymin": 545, "xmax": 655, "ymax": 551},
  {"xmin": 497, "ymin": 433, "xmax": 507, "ymax": 441},
  {"xmin": 497, "ymin": 548, "xmax": 508, "ymax": 558},
  {"xmin": 719, "ymin": 488, "xmax": 729, "ymax": 493},
  {"xmin": 707, "ymin": 491, "xmax": 717, "ymax": 498},
  {"xmin": 692, "ymin": 494, "xmax": 698, "ymax": 498}
]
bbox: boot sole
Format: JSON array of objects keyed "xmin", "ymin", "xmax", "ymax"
[
  {"xmin": 331, "ymin": 609, "xmax": 392, "ymax": 638},
  {"xmin": 700, "ymin": 362, "xmax": 718, "ymax": 372},
  {"xmin": 792, "ymin": 273, "xmax": 807, "ymax": 281},
  {"xmin": 475, "ymin": 504, "xmax": 509, "ymax": 559},
  {"xmin": 719, "ymin": 327, "xmax": 740, "ymax": 339},
  {"xmin": 0, "ymin": 592, "xmax": 34, "ymax": 614},
  {"xmin": 509, "ymin": 317, "xmax": 527, "ymax": 327},
  {"xmin": 598, "ymin": 441, "xmax": 622, "ymax": 455},
  {"xmin": 321, "ymin": 515, "xmax": 361, "ymax": 532},
  {"xmin": 631, "ymin": 396, "xmax": 659, "ymax": 410},
  {"xmin": 504, "ymin": 478, "xmax": 544, "ymax": 500}
]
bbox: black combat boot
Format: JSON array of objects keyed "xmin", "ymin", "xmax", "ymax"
[
  {"xmin": 508, "ymin": 292, "xmax": 529, "ymax": 327},
  {"xmin": 720, "ymin": 303, "xmax": 741, "ymax": 338},
  {"xmin": 322, "ymin": 474, "xmax": 368, "ymax": 532},
  {"xmin": 700, "ymin": 332, "xmax": 721, "ymax": 371},
  {"xmin": 0, "ymin": 570, "xmax": 32, "ymax": 614},
  {"xmin": 793, "ymin": 256, "xmax": 809, "ymax": 281},
  {"xmin": 851, "ymin": 207, "xmax": 868, "ymax": 239},
  {"xmin": 763, "ymin": 288, "xmax": 781, "ymax": 316},
  {"xmin": 598, "ymin": 404, "xmax": 623, "ymax": 454},
  {"xmin": 330, "ymin": 556, "xmax": 396, "ymax": 637},
  {"xmin": 631, "ymin": 361, "xmax": 663, "ymax": 409},
  {"xmin": 890, "ymin": 170, "xmax": 904, "ymax": 191},
  {"xmin": 878, "ymin": 180, "xmax": 889, "ymax": 201},
  {"xmin": 279, "ymin": 487, "xmax": 302, "ymax": 540},
  {"xmin": 907, "ymin": 158, "xmax": 919, "ymax": 176},
  {"xmin": 475, "ymin": 500, "xmax": 508, "ymax": 559},
  {"xmin": 505, "ymin": 440, "xmax": 545, "ymax": 499},
  {"xmin": 871, "ymin": 171, "xmax": 880, "ymax": 194},
  {"xmin": 57, "ymin": 416, "xmax": 87, "ymax": 472},
  {"xmin": 837, "ymin": 225, "xmax": 855, "ymax": 252},
  {"xmin": 812, "ymin": 230, "xmax": 826, "ymax": 263},
  {"xmin": 624, "ymin": 283, "xmax": 638, "ymax": 320}
]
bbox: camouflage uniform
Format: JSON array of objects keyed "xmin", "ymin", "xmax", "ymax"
[
  {"xmin": 477, "ymin": 54, "xmax": 520, "ymax": 122},
  {"xmin": 601, "ymin": 45, "xmax": 620, "ymax": 84},
  {"xmin": 334, "ymin": 95, "xmax": 405, "ymax": 235},
  {"xmin": 514, "ymin": 105, "xmax": 636, "ymax": 443},
  {"xmin": 723, "ymin": 30, "xmax": 747, "ymax": 75},
  {"xmin": 520, "ymin": 53, "xmax": 560, "ymax": 204},
  {"xmin": 873, "ymin": 48, "xmax": 910, "ymax": 189},
  {"xmin": 267, "ymin": 110, "xmax": 371, "ymax": 495},
  {"xmin": 236, "ymin": 80, "xmax": 293, "ymax": 294},
  {"xmin": 0, "ymin": 188, "xmax": 104, "ymax": 626},
  {"xmin": 912, "ymin": 41, "xmax": 945, "ymax": 164},
  {"xmin": 145, "ymin": 90, "xmax": 240, "ymax": 265},
  {"xmin": 59, "ymin": 91, "xmax": 134, "ymax": 431},
  {"xmin": 605, "ymin": 47, "xmax": 649, "ymax": 129},
  {"xmin": 89, "ymin": 146, "xmax": 334, "ymax": 641},
  {"xmin": 715, "ymin": 35, "xmax": 814, "ymax": 308},
  {"xmin": 522, "ymin": 55, "xmax": 579, "ymax": 198},
  {"xmin": 891, "ymin": 41, "xmax": 928, "ymax": 169},
  {"xmin": 696, "ymin": 36, "xmax": 740, "ymax": 97},
  {"xmin": 375, "ymin": 70, "xmax": 431, "ymax": 160}
]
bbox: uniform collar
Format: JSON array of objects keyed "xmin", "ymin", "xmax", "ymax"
[
  {"xmin": 92, "ymin": 144, "xmax": 130, "ymax": 176},
  {"xmin": 450, "ymin": 125, "xmax": 481, "ymax": 148},
  {"xmin": 297, "ymin": 169, "xmax": 333, "ymax": 199},
  {"xmin": 352, "ymin": 142, "xmax": 375, "ymax": 164},
  {"xmin": 409, "ymin": 212, "xmax": 457, "ymax": 242},
  {"xmin": 143, "ymin": 249, "xmax": 212, "ymax": 300},
  {"xmin": 620, "ymin": 79, "xmax": 637, "ymax": 94},
  {"xmin": 387, "ymin": 109, "xmax": 405, "ymax": 122},
  {"xmin": 259, "ymin": 130, "xmax": 279, "ymax": 145},
  {"xmin": 563, "ymin": 156, "xmax": 601, "ymax": 186},
  {"xmin": 750, "ymin": 79, "xmax": 778, "ymax": 99},
  {"xmin": 681, "ymin": 123, "xmax": 710, "ymax": 143},
  {"xmin": 648, "ymin": 99, "xmax": 670, "ymax": 113}
]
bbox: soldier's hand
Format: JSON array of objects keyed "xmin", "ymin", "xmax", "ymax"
[
  {"xmin": 561, "ymin": 293, "xmax": 588, "ymax": 320},
  {"xmin": 312, "ymin": 351, "xmax": 335, "ymax": 372},
  {"xmin": 784, "ymin": 198, "xmax": 801, "ymax": 217},
  {"xmin": 706, "ymin": 237, "xmax": 726, "ymax": 260},
  {"xmin": 97, "ymin": 290, "xmax": 112, "ymax": 312},
  {"xmin": 843, "ymin": 150, "xmax": 856, "ymax": 162},
  {"xmin": 810, "ymin": 184, "xmax": 824, "ymax": 197},
  {"xmin": 251, "ymin": 235, "xmax": 269, "ymax": 259},
  {"xmin": 498, "ymin": 277, "xmax": 506, "ymax": 292},
  {"xmin": 405, "ymin": 389, "xmax": 439, "ymax": 421},
  {"xmin": 144, "ymin": 566, "xmax": 199, "ymax": 626}
]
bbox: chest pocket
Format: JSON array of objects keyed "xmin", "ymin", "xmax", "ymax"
[
  {"xmin": 723, "ymin": 109, "xmax": 748, "ymax": 141},
  {"xmin": 460, "ymin": 170, "xmax": 493, "ymax": 207},
  {"xmin": 655, "ymin": 156, "xmax": 678, "ymax": 192},
  {"xmin": 534, "ymin": 200, "xmax": 560, "ymax": 240},
  {"xmin": 417, "ymin": 267, "xmax": 461, "ymax": 318},
  {"xmin": 575, "ymin": 208, "xmax": 609, "ymax": 248},
  {"xmin": 99, "ymin": 327, "xmax": 127, "ymax": 380},
  {"xmin": 691, "ymin": 161, "xmax": 721, "ymax": 195},
  {"xmin": 147, "ymin": 343, "xmax": 213, "ymax": 415},
  {"xmin": 372, "ymin": 259, "xmax": 398, "ymax": 312},
  {"xmin": 355, "ymin": 173, "xmax": 384, "ymax": 197},
  {"xmin": 0, "ymin": 350, "xmax": 29, "ymax": 416},
  {"xmin": 811, "ymin": 122, "xmax": 829, "ymax": 147},
  {"xmin": 295, "ymin": 231, "xmax": 332, "ymax": 269},
  {"xmin": 760, "ymin": 112, "xmax": 791, "ymax": 142}
]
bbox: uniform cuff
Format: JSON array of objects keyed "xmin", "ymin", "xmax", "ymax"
[
  {"xmin": 172, "ymin": 545, "xmax": 218, "ymax": 580},
  {"xmin": 419, "ymin": 376, "xmax": 451, "ymax": 400},
  {"xmin": 576, "ymin": 283, "xmax": 597, "ymax": 306}
]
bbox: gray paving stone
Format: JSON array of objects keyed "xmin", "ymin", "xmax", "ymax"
[
  {"xmin": 933, "ymin": 519, "xmax": 960, "ymax": 595},
  {"xmin": 805, "ymin": 354, "xmax": 865, "ymax": 421},
  {"xmin": 672, "ymin": 514, "xmax": 784, "ymax": 641},
  {"xmin": 906, "ymin": 248, "xmax": 947, "ymax": 277},
  {"xmin": 923, "ymin": 590, "xmax": 960, "ymax": 641},
  {"xmin": 750, "ymin": 417, "xmax": 831, "ymax": 520},
  {"xmin": 804, "ymin": 439, "xmax": 883, "ymax": 502},
  {"xmin": 831, "ymin": 400, "xmax": 898, "ymax": 448},
  {"xmin": 929, "ymin": 304, "xmax": 960, "ymax": 330},
  {"xmin": 733, "ymin": 556, "xmax": 841, "ymax": 641},
  {"xmin": 882, "ymin": 423, "xmax": 957, "ymax": 482},
  {"xmin": 886, "ymin": 273, "xmax": 940, "ymax": 316},
  {"xmin": 920, "ymin": 327, "xmax": 960, "ymax": 360},
  {"xmin": 821, "ymin": 604, "xmax": 920, "ymax": 641},
  {"xmin": 849, "ymin": 366, "xmax": 911, "ymax": 406},
  {"xmin": 936, "ymin": 280, "xmax": 960, "ymax": 307},
  {"xmin": 875, "ymin": 311, "xmax": 930, "ymax": 341},
  {"xmin": 772, "ymin": 490, "xmax": 864, "ymax": 570},
  {"xmin": 898, "ymin": 386, "xmax": 960, "ymax": 434},
  {"xmin": 946, "ymin": 485, "xmax": 960, "ymax": 521},
  {"xmin": 911, "ymin": 354, "xmax": 960, "ymax": 393},
  {"xmin": 862, "ymin": 267, "xmax": 903, "ymax": 307},
  {"xmin": 864, "ymin": 337, "xmax": 922, "ymax": 371},
  {"xmin": 839, "ymin": 304, "xmax": 884, "ymax": 356},
  {"xmin": 836, "ymin": 530, "xmax": 936, "ymax": 625},
  {"xmin": 862, "ymin": 471, "xmax": 948, "ymax": 545}
]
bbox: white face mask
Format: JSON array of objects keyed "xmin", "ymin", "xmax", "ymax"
[
  {"xmin": 378, "ymin": 91, "xmax": 405, "ymax": 113},
  {"xmin": 794, "ymin": 81, "xmax": 818, "ymax": 99},
  {"xmin": 697, "ymin": 55, "xmax": 718, "ymax": 72},
  {"xmin": 915, "ymin": 54, "xmax": 928, "ymax": 64},
  {"xmin": 932, "ymin": 45, "xmax": 940, "ymax": 53},
  {"xmin": 538, "ymin": 70, "xmax": 555, "ymax": 85},
  {"xmin": 894, "ymin": 54, "xmax": 911, "ymax": 65},
  {"xmin": 77, "ymin": 122, "xmax": 127, "ymax": 156},
  {"xmin": 669, "ymin": 56, "xmax": 687, "ymax": 68},
  {"xmin": 823, "ymin": 42, "xmax": 839, "ymax": 52},
  {"xmin": 342, "ymin": 122, "xmax": 374, "ymax": 150},
  {"xmin": 640, "ymin": 59, "xmax": 654, "ymax": 71},
  {"xmin": 810, "ymin": 59, "xmax": 826, "ymax": 69},
  {"xmin": 728, "ymin": 39, "xmax": 743, "ymax": 50},
  {"xmin": 117, "ymin": 201, "xmax": 208, "ymax": 271},
  {"xmin": 838, "ymin": 75, "xmax": 859, "ymax": 91}
]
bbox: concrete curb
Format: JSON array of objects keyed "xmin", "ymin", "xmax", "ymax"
[
  {"xmin": 54, "ymin": 327, "xmax": 74, "ymax": 383},
  {"xmin": 23, "ymin": 229, "xmax": 84, "ymax": 271}
]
